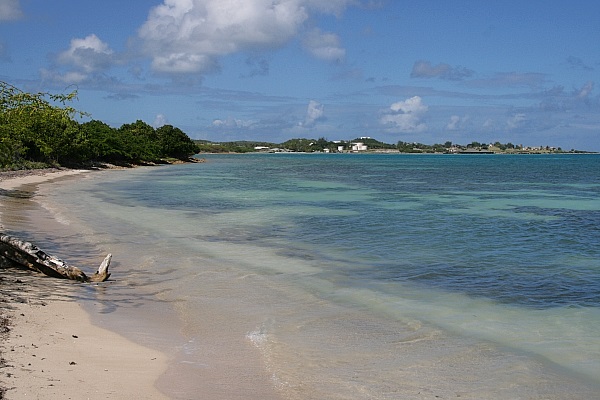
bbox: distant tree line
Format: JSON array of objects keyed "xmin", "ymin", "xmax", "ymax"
[
  {"xmin": 195, "ymin": 140, "xmax": 274, "ymax": 153},
  {"xmin": 1, "ymin": 81, "xmax": 199, "ymax": 170},
  {"xmin": 195, "ymin": 137, "xmax": 571, "ymax": 154},
  {"xmin": 195, "ymin": 137, "xmax": 400, "ymax": 153}
]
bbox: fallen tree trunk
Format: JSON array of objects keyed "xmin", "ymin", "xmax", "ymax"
[{"xmin": 0, "ymin": 234, "xmax": 111, "ymax": 282}]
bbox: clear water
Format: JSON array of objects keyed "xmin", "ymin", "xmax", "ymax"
[{"xmin": 24, "ymin": 154, "xmax": 600, "ymax": 398}]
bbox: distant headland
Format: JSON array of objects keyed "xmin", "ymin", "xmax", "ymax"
[{"xmin": 195, "ymin": 137, "xmax": 596, "ymax": 154}]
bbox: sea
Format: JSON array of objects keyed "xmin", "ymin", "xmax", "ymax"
[{"xmin": 9, "ymin": 153, "xmax": 600, "ymax": 399}]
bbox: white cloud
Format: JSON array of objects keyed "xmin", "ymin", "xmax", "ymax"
[
  {"xmin": 40, "ymin": 68, "xmax": 87, "ymax": 84},
  {"xmin": 379, "ymin": 96, "xmax": 428, "ymax": 132},
  {"xmin": 302, "ymin": 100, "xmax": 325, "ymax": 127},
  {"xmin": 152, "ymin": 53, "xmax": 218, "ymax": 75},
  {"xmin": 57, "ymin": 34, "xmax": 114, "ymax": 73},
  {"xmin": 212, "ymin": 116, "xmax": 255, "ymax": 129},
  {"xmin": 446, "ymin": 115, "xmax": 460, "ymax": 130},
  {"xmin": 302, "ymin": 28, "xmax": 345, "ymax": 62},
  {"xmin": 446, "ymin": 114, "xmax": 470, "ymax": 131},
  {"xmin": 153, "ymin": 114, "xmax": 168, "ymax": 127},
  {"xmin": 482, "ymin": 118, "xmax": 495, "ymax": 130},
  {"xmin": 576, "ymin": 81, "xmax": 594, "ymax": 99},
  {"xmin": 507, "ymin": 113, "xmax": 527, "ymax": 130},
  {"xmin": 410, "ymin": 60, "xmax": 473, "ymax": 81},
  {"xmin": 0, "ymin": 0, "xmax": 23, "ymax": 21},
  {"xmin": 139, "ymin": 0, "xmax": 306, "ymax": 74},
  {"xmin": 137, "ymin": 0, "xmax": 353, "ymax": 74}
]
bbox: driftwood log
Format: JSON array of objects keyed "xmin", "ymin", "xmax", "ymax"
[{"xmin": 0, "ymin": 234, "xmax": 111, "ymax": 282}]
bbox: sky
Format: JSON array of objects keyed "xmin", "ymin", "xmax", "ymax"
[{"xmin": 1, "ymin": 0, "xmax": 599, "ymax": 151}]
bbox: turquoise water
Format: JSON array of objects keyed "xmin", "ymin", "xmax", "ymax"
[{"xmin": 29, "ymin": 154, "xmax": 600, "ymax": 398}]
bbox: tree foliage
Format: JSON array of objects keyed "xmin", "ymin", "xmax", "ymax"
[
  {"xmin": 0, "ymin": 81, "xmax": 199, "ymax": 169},
  {"xmin": 1, "ymin": 81, "xmax": 85, "ymax": 167}
]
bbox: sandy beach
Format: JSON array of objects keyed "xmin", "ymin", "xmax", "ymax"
[
  {"xmin": 0, "ymin": 169, "xmax": 169, "ymax": 399},
  {"xmin": 2, "ymin": 163, "xmax": 598, "ymax": 400}
]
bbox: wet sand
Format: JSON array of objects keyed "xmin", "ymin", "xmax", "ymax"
[
  {"xmin": 0, "ymin": 168, "xmax": 283, "ymax": 400},
  {"xmin": 0, "ymin": 170, "xmax": 169, "ymax": 399}
]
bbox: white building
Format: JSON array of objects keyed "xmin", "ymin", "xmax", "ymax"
[{"xmin": 351, "ymin": 142, "xmax": 368, "ymax": 152}]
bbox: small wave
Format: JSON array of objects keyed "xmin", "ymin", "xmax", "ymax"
[{"xmin": 246, "ymin": 328, "xmax": 268, "ymax": 347}]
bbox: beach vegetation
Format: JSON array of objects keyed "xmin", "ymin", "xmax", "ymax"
[{"xmin": 0, "ymin": 81, "xmax": 199, "ymax": 170}]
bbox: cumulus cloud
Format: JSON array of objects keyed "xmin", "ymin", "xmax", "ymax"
[
  {"xmin": 507, "ymin": 113, "xmax": 527, "ymax": 130},
  {"xmin": 301, "ymin": 100, "xmax": 325, "ymax": 128},
  {"xmin": 411, "ymin": 60, "xmax": 474, "ymax": 81},
  {"xmin": 57, "ymin": 34, "xmax": 115, "ymax": 73},
  {"xmin": 153, "ymin": 113, "xmax": 168, "ymax": 127},
  {"xmin": 379, "ymin": 96, "xmax": 428, "ymax": 132},
  {"xmin": 40, "ymin": 68, "xmax": 88, "ymax": 84},
  {"xmin": 446, "ymin": 115, "xmax": 471, "ymax": 131},
  {"xmin": 446, "ymin": 115, "xmax": 470, "ymax": 131},
  {"xmin": 40, "ymin": 34, "xmax": 119, "ymax": 85},
  {"xmin": 539, "ymin": 81, "xmax": 596, "ymax": 111},
  {"xmin": 212, "ymin": 116, "xmax": 256, "ymax": 129},
  {"xmin": 575, "ymin": 81, "xmax": 594, "ymax": 99},
  {"xmin": 482, "ymin": 118, "xmax": 495, "ymax": 130},
  {"xmin": 137, "ymin": 0, "xmax": 353, "ymax": 75},
  {"xmin": 446, "ymin": 115, "xmax": 460, "ymax": 130},
  {"xmin": 302, "ymin": 28, "xmax": 345, "ymax": 62},
  {"xmin": 0, "ymin": 0, "xmax": 23, "ymax": 21}
]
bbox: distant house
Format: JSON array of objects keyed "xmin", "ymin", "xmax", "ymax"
[{"xmin": 351, "ymin": 142, "xmax": 368, "ymax": 152}]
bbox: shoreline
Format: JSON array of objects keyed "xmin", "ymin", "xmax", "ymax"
[
  {"xmin": 0, "ymin": 169, "xmax": 170, "ymax": 399},
  {"xmin": 3, "ymin": 163, "xmax": 597, "ymax": 398}
]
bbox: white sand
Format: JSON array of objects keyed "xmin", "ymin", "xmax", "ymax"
[
  {"xmin": 4, "ymin": 298, "xmax": 169, "ymax": 400},
  {"xmin": 1, "ymin": 170, "xmax": 170, "ymax": 399}
]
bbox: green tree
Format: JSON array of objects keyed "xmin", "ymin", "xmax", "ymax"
[
  {"xmin": 118, "ymin": 120, "xmax": 160, "ymax": 162},
  {"xmin": 467, "ymin": 141, "xmax": 482, "ymax": 149},
  {"xmin": 281, "ymin": 138, "xmax": 315, "ymax": 152},
  {"xmin": 155, "ymin": 125, "xmax": 199, "ymax": 159},
  {"xmin": 1, "ymin": 81, "xmax": 86, "ymax": 167},
  {"xmin": 79, "ymin": 120, "xmax": 131, "ymax": 162}
]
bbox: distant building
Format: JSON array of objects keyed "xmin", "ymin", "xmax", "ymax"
[{"xmin": 351, "ymin": 142, "xmax": 368, "ymax": 152}]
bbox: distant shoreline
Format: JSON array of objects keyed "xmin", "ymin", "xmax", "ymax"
[{"xmin": 197, "ymin": 149, "xmax": 599, "ymax": 155}]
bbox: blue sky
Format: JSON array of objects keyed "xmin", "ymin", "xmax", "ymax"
[{"xmin": 1, "ymin": 0, "xmax": 599, "ymax": 150}]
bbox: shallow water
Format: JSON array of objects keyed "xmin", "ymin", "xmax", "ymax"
[{"xmin": 8, "ymin": 154, "xmax": 600, "ymax": 399}]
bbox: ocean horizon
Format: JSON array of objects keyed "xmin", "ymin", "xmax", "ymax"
[{"xmin": 11, "ymin": 153, "xmax": 600, "ymax": 399}]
